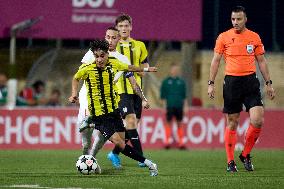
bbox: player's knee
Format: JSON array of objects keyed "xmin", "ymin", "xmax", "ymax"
[
  {"xmin": 251, "ymin": 118, "xmax": 264, "ymax": 128},
  {"xmin": 112, "ymin": 138, "xmax": 125, "ymax": 149},
  {"xmin": 115, "ymin": 141, "xmax": 125, "ymax": 150},
  {"xmin": 111, "ymin": 134, "xmax": 123, "ymax": 145},
  {"xmin": 125, "ymin": 115, "xmax": 137, "ymax": 129},
  {"xmin": 177, "ymin": 121, "xmax": 183, "ymax": 127},
  {"xmin": 227, "ymin": 117, "xmax": 238, "ymax": 129}
]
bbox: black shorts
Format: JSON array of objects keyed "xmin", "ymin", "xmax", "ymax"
[
  {"xmin": 223, "ymin": 73, "xmax": 263, "ymax": 114},
  {"xmin": 166, "ymin": 107, "xmax": 183, "ymax": 122},
  {"xmin": 119, "ymin": 94, "xmax": 142, "ymax": 119},
  {"xmin": 93, "ymin": 109, "xmax": 125, "ymax": 139}
]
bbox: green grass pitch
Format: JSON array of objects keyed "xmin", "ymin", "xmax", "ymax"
[{"xmin": 0, "ymin": 149, "xmax": 283, "ymax": 189}]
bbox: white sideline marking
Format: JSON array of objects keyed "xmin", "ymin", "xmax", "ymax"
[{"xmin": 0, "ymin": 185, "xmax": 101, "ymax": 189}]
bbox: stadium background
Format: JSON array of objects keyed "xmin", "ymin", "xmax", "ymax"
[{"xmin": 0, "ymin": 0, "xmax": 284, "ymax": 150}]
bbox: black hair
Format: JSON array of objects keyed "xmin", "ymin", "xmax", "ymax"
[
  {"xmin": 232, "ymin": 6, "xmax": 247, "ymax": 16},
  {"xmin": 115, "ymin": 13, "xmax": 132, "ymax": 25},
  {"xmin": 107, "ymin": 26, "xmax": 119, "ymax": 32},
  {"xmin": 90, "ymin": 39, "xmax": 109, "ymax": 53},
  {"xmin": 32, "ymin": 80, "xmax": 45, "ymax": 89}
]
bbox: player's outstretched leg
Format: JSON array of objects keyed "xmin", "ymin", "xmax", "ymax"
[
  {"xmin": 107, "ymin": 151, "xmax": 121, "ymax": 169},
  {"xmin": 120, "ymin": 144, "xmax": 158, "ymax": 176},
  {"xmin": 79, "ymin": 116, "xmax": 95, "ymax": 132},
  {"xmin": 81, "ymin": 128, "xmax": 94, "ymax": 154},
  {"xmin": 90, "ymin": 132, "xmax": 108, "ymax": 157},
  {"xmin": 127, "ymin": 129, "xmax": 146, "ymax": 167},
  {"xmin": 110, "ymin": 133, "xmax": 158, "ymax": 176},
  {"xmin": 107, "ymin": 132, "xmax": 128, "ymax": 168}
]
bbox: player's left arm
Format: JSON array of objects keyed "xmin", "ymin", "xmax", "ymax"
[
  {"xmin": 256, "ymin": 54, "xmax": 275, "ymax": 100},
  {"xmin": 128, "ymin": 75, "xmax": 150, "ymax": 109}
]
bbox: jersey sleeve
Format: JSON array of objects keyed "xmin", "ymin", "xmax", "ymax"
[
  {"xmin": 114, "ymin": 60, "xmax": 129, "ymax": 71},
  {"xmin": 74, "ymin": 66, "xmax": 88, "ymax": 80},
  {"xmin": 139, "ymin": 42, "xmax": 148, "ymax": 64},
  {"xmin": 214, "ymin": 33, "xmax": 225, "ymax": 54},
  {"xmin": 81, "ymin": 50, "xmax": 95, "ymax": 64},
  {"xmin": 254, "ymin": 34, "xmax": 265, "ymax": 55}
]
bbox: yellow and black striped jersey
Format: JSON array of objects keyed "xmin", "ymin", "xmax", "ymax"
[
  {"xmin": 74, "ymin": 57, "xmax": 129, "ymax": 116},
  {"xmin": 116, "ymin": 38, "xmax": 148, "ymax": 94}
]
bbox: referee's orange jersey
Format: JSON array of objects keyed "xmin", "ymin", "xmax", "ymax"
[{"xmin": 214, "ymin": 28, "xmax": 265, "ymax": 76}]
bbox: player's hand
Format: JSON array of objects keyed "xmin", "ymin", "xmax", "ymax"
[
  {"xmin": 266, "ymin": 85, "xmax": 275, "ymax": 100},
  {"xmin": 147, "ymin": 67, "xmax": 157, "ymax": 72},
  {"xmin": 137, "ymin": 72, "xmax": 145, "ymax": 77},
  {"xmin": 69, "ymin": 96, "xmax": 78, "ymax": 103},
  {"xmin": 142, "ymin": 100, "xmax": 150, "ymax": 109},
  {"xmin": 207, "ymin": 85, "xmax": 215, "ymax": 99}
]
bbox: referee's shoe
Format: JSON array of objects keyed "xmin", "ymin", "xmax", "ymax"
[{"xmin": 239, "ymin": 153, "xmax": 254, "ymax": 171}]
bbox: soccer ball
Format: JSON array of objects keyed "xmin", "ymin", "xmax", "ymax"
[{"xmin": 76, "ymin": 155, "xmax": 98, "ymax": 175}]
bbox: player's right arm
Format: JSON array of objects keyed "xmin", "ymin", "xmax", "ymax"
[
  {"xmin": 69, "ymin": 78, "xmax": 79, "ymax": 103},
  {"xmin": 207, "ymin": 52, "xmax": 222, "ymax": 99},
  {"xmin": 69, "ymin": 66, "xmax": 88, "ymax": 103},
  {"xmin": 208, "ymin": 33, "xmax": 224, "ymax": 99}
]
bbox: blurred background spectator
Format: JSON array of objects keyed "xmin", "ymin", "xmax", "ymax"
[
  {"xmin": 46, "ymin": 88, "xmax": 61, "ymax": 106},
  {"xmin": 17, "ymin": 80, "xmax": 47, "ymax": 106},
  {"xmin": 160, "ymin": 63, "xmax": 188, "ymax": 149},
  {"xmin": 0, "ymin": 72, "xmax": 8, "ymax": 106}
]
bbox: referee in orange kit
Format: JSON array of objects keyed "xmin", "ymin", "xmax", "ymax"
[{"xmin": 207, "ymin": 6, "xmax": 275, "ymax": 172}]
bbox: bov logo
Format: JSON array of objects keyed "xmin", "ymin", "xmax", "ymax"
[{"xmin": 72, "ymin": 0, "xmax": 116, "ymax": 8}]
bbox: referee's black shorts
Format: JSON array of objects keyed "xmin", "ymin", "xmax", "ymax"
[
  {"xmin": 166, "ymin": 107, "xmax": 183, "ymax": 122},
  {"xmin": 223, "ymin": 73, "xmax": 263, "ymax": 114},
  {"xmin": 93, "ymin": 109, "xmax": 125, "ymax": 139},
  {"xmin": 119, "ymin": 94, "xmax": 142, "ymax": 119}
]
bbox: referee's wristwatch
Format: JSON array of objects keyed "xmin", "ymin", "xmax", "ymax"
[
  {"xmin": 208, "ymin": 80, "xmax": 214, "ymax": 85},
  {"xmin": 265, "ymin": 80, "xmax": 272, "ymax": 85}
]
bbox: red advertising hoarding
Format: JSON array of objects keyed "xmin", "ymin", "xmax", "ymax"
[
  {"xmin": 0, "ymin": 108, "xmax": 283, "ymax": 149},
  {"xmin": 0, "ymin": 0, "xmax": 202, "ymax": 41}
]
